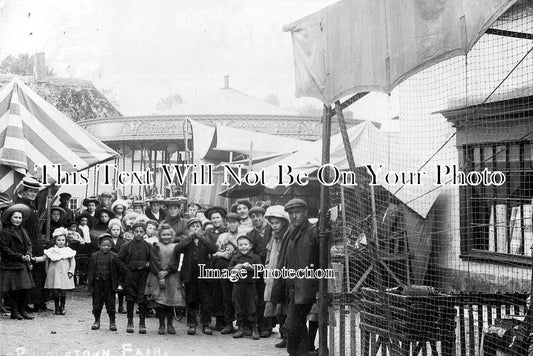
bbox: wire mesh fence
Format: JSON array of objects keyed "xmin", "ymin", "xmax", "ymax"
[{"xmin": 328, "ymin": 2, "xmax": 533, "ymax": 355}]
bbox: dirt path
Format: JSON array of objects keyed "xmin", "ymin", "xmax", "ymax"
[{"xmin": 0, "ymin": 289, "xmax": 287, "ymax": 356}]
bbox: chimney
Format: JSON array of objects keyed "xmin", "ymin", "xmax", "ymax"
[
  {"xmin": 34, "ymin": 52, "xmax": 47, "ymax": 83},
  {"xmin": 224, "ymin": 75, "xmax": 229, "ymax": 89}
]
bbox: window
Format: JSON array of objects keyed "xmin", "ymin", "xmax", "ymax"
[
  {"xmin": 460, "ymin": 141, "xmax": 533, "ymax": 263},
  {"xmin": 69, "ymin": 198, "xmax": 79, "ymax": 211}
]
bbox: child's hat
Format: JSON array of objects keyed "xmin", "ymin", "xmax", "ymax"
[
  {"xmin": 186, "ymin": 217, "xmax": 202, "ymax": 228},
  {"xmin": 225, "ymin": 212, "xmax": 241, "ymax": 222},
  {"xmin": 52, "ymin": 227, "xmax": 68, "ymax": 237},
  {"xmin": 132, "ymin": 222, "xmax": 146, "ymax": 230},
  {"xmin": 146, "ymin": 219, "xmax": 159, "ymax": 228},
  {"xmin": 98, "ymin": 233, "xmax": 113, "ymax": 243},
  {"xmin": 236, "ymin": 234, "xmax": 252, "ymax": 244}
]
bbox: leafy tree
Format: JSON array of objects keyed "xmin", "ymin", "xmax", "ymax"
[
  {"xmin": 155, "ymin": 94, "xmax": 184, "ymax": 113},
  {"xmin": 0, "ymin": 54, "xmax": 55, "ymax": 76}
]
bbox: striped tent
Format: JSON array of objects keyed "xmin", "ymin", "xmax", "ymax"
[{"xmin": 0, "ymin": 78, "xmax": 118, "ymax": 202}]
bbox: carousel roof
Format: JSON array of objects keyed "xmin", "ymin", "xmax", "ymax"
[{"xmin": 162, "ymin": 79, "xmax": 297, "ymax": 117}]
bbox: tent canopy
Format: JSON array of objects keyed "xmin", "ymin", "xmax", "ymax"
[
  {"xmin": 0, "ymin": 78, "xmax": 118, "ymax": 201},
  {"xmin": 283, "ymin": 0, "xmax": 517, "ymax": 105},
  {"xmin": 263, "ymin": 121, "xmax": 442, "ymax": 218}
]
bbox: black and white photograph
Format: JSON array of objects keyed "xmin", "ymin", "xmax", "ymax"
[{"xmin": 0, "ymin": 0, "xmax": 532, "ymax": 355}]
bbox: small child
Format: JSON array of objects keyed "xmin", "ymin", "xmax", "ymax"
[
  {"xmin": 229, "ymin": 235, "xmax": 261, "ymax": 339},
  {"xmin": 145, "ymin": 223, "xmax": 185, "ymax": 335},
  {"xmin": 117, "ymin": 222, "xmax": 151, "ymax": 334},
  {"xmin": 212, "ymin": 212, "xmax": 241, "ymax": 334},
  {"xmin": 107, "ymin": 218, "xmax": 126, "ymax": 313},
  {"xmin": 87, "ymin": 234, "xmax": 119, "ymax": 331},
  {"xmin": 144, "ymin": 220, "xmax": 159, "ymax": 245},
  {"xmin": 175, "ymin": 218, "xmax": 217, "ymax": 335},
  {"xmin": 34, "ymin": 227, "xmax": 77, "ymax": 315},
  {"xmin": 76, "ymin": 213, "xmax": 92, "ymax": 246}
]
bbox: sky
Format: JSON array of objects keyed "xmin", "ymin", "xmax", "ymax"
[{"xmin": 0, "ymin": 0, "xmax": 398, "ymax": 121}]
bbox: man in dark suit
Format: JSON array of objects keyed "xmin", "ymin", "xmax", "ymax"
[{"xmin": 271, "ymin": 198, "xmax": 319, "ymax": 356}]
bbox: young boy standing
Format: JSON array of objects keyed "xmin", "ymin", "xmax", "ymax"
[
  {"xmin": 229, "ymin": 235, "xmax": 261, "ymax": 340},
  {"xmin": 175, "ymin": 218, "xmax": 218, "ymax": 335},
  {"xmin": 117, "ymin": 222, "xmax": 151, "ymax": 334},
  {"xmin": 87, "ymin": 234, "xmax": 119, "ymax": 331}
]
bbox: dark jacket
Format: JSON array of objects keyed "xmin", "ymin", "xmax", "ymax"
[
  {"xmin": 87, "ymin": 251, "xmax": 120, "ymax": 293},
  {"xmin": 271, "ymin": 220, "xmax": 319, "ymax": 305},
  {"xmin": 15, "ymin": 197, "xmax": 42, "ymax": 255},
  {"xmin": 228, "ymin": 251, "xmax": 261, "ymax": 283},
  {"xmin": 247, "ymin": 223, "xmax": 272, "ymax": 265},
  {"xmin": 116, "ymin": 239, "xmax": 151, "ymax": 273},
  {"xmin": 174, "ymin": 233, "xmax": 218, "ymax": 283},
  {"xmin": 110, "ymin": 235, "xmax": 126, "ymax": 254},
  {"xmin": 145, "ymin": 209, "xmax": 166, "ymax": 224},
  {"xmin": 0, "ymin": 225, "xmax": 33, "ymax": 270}
]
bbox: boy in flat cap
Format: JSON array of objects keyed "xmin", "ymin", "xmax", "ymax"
[
  {"xmin": 175, "ymin": 217, "xmax": 218, "ymax": 335},
  {"xmin": 229, "ymin": 235, "xmax": 262, "ymax": 340},
  {"xmin": 117, "ymin": 222, "xmax": 151, "ymax": 333},
  {"xmin": 87, "ymin": 234, "xmax": 120, "ymax": 331}
]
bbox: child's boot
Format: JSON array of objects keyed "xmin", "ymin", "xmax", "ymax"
[
  {"xmin": 109, "ymin": 313, "xmax": 117, "ymax": 331},
  {"xmin": 59, "ymin": 296, "xmax": 66, "ymax": 315},
  {"xmin": 157, "ymin": 309, "xmax": 166, "ymax": 334},
  {"xmin": 138, "ymin": 303, "xmax": 147, "ymax": 334},
  {"xmin": 233, "ymin": 326, "xmax": 244, "ymax": 338},
  {"xmin": 118, "ymin": 292, "xmax": 125, "ymax": 314},
  {"xmin": 166, "ymin": 308, "xmax": 176, "ymax": 334},
  {"xmin": 126, "ymin": 301, "xmax": 135, "ymax": 333},
  {"xmin": 91, "ymin": 313, "xmax": 101, "ymax": 330},
  {"xmin": 53, "ymin": 297, "xmax": 60, "ymax": 315}
]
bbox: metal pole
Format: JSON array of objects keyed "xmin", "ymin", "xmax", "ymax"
[
  {"xmin": 340, "ymin": 185, "xmax": 350, "ymax": 292},
  {"xmin": 319, "ymin": 104, "xmax": 332, "ymax": 356}
]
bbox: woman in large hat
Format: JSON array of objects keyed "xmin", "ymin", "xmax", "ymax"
[
  {"xmin": 145, "ymin": 194, "xmax": 167, "ymax": 223},
  {"xmin": 0, "ymin": 203, "xmax": 35, "ymax": 320}
]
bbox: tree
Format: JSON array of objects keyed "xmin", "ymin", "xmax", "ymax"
[
  {"xmin": 155, "ymin": 94, "xmax": 184, "ymax": 113},
  {"xmin": 101, "ymin": 88, "xmax": 120, "ymax": 108},
  {"xmin": 264, "ymin": 94, "xmax": 280, "ymax": 107},
  {"xmin": 0, "ymin": 54, "xmax": 55, "ymax": 76}
]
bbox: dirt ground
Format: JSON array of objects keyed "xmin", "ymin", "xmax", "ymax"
[{"xmin": 0, "ymin": 288, "xmax": 287, "ymax": 356}]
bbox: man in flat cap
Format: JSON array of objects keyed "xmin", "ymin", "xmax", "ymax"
[
  {"xmin": 271, "ymin": 198, "xmax": 319, "ymax": 356},
  {"xmin": 15, "ymin": 176, "xmax": 50, "ymax": 312},
  {"xmin": 247, "ymin": 205, "xmax": 273, "ymax": 338}
]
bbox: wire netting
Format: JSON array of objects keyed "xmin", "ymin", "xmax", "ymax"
[{"xmin": 329, "ymin": 2, "xmax": 533, "ymax": 355}]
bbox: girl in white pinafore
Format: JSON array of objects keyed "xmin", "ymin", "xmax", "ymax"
[{"xmin": 35, "ymin": 227, "xmax": 76, "ymax": 315}]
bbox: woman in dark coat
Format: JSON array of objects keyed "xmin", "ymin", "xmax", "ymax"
[{"xmin": 0, "ymin": 203, "xmax": 36, "ymax": 320}]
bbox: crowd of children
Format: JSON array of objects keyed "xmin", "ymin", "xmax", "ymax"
[{"xmin": 1, "ymin": 192, "xmax": 320, "ymax": 356}]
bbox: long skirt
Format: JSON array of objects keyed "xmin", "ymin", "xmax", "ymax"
[
  {"xmin": 0, "ymin": 267, "xmax": 35, "ymax": 292},
  {"xmin": 145, "ymin": 271, "xmax": 185, "ymax": 308}
]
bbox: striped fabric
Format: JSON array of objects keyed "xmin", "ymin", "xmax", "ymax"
[{"xmin": 0, "ymin": 78, "xmax": 118, "ymax": 200}]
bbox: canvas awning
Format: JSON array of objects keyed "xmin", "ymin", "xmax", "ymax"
[
  {"xmin": 0, "ymin": 78, "xmax": 118, "ymax": 202},
  {"xmin": 283, "ymin": 0, "xmax": 517, "ymax": 105},
  {"xmin": 263, "ymin": 121, "xmax": 442, "ymax": 218}
]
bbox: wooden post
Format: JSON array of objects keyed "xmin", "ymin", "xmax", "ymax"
[{"xmin": 319, "ymin": 105, "xmax": 332, "ymax": 356}]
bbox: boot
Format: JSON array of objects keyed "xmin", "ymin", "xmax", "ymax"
[
  {"xmin": 252, "ymin": 326, "xmax": 260, "ymax": 340},
  {"xmin": 220, "ymin": 324, "xmax": 234, "ymax": 334},
  {"xmin": 54, "ymin": 298, "xmax": 60, "ymax": 315},
  {"xmin": 19, "ymin": 306, "xmax": 34, "ymax": 320},
  {"xmin": 157, "ymin": 310, "xmax": 166, "ymax": 335},
  {"xmin": 275, "ymin": 340, "xmax": 287, "ymax": 348},
  {"xmin": 233, "ymin": 327, "xmax": 244, "ymax": 338},
  {"xmin": 138, "ymin": 304, "xmax": 147, "ymax": 334},
  {"xmin": 126, "ymin": 301, "xmax": 134, "ymax": 333},
  {"xmin": 166, "ymin": 309, "xmax": 176, "ymax": 334},
  {"xmin": 59, "ymin": 296, "xmax": 66, "ymax": 315},
  {"xmin": 10, "ymin": 308, "xmax": 22, "ymax": 320},
  {"xmin": 91, "ymin": 314, "xmax": 101, "ymax": 330},
  {"xmin": 109, "ymin": 313, "xmax": 117, "ymax": 331}
]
